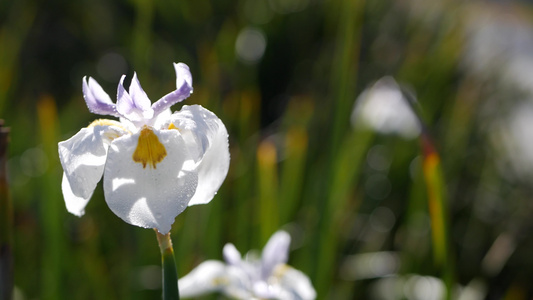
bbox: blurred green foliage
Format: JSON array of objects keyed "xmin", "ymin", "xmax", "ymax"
[{"xmin": 2, "ymin": 0, "xmax": 533, "ymax": 299}]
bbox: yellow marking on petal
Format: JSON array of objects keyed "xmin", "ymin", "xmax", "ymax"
[
  {"xmin": 272, "ymin": 264, "xmax": 290, "ymax": 278},
  {"xmin": 88, "ymin": 119, "xmax": 130, "ymax": 141},
  {"xmin": 103, "ymin": 131, "xmax": 122, "ymax": 141},
  {"xmin": 89, "ymin": 119, "xmax": 131, "ymax": 133},
  {"xmin": 168, "ymin": 122, "xmax": 179, "ymax": 130},
  {"xmin": 211, "ymin": 276, "xmax": 229, "ymax": 287},
  {"xmin": 89, "ymin": 118, "xmax": 123, "ymax": 129},
  {"xmin": 132, "ymin": 126, "xmax": 167, "ymax": 169}
]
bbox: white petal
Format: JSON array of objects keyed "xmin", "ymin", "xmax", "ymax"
[
  {"xmin": 273, "ymin": 265, "xmax": 316, "ymax": 300},
  {"xmin": 179, "ymin": 260, "xmax": 255, "ymax": 300},
  {"xmin": 223, "ymin": 243, "xmax": 243, "ymax": 266},
  {"xmin": 223, "ymin": 265, "xmax": 257, "ymax": 299},
  {"xmin": 167, "ymin": 105, "xmax": 230, "ymax": 206},
  {"xmin": 58, "ymin": 125, "xmax": 126, "ymax": 213},
  {"xmin": 103, "ymin": 129, "xmax": 198, "ymax": 234},
  {"xmin": 61, "ymin": 173, "xmax": 91, "ymax": 216},
  {"xmin": 151, "ymin": 108, "xmax": 172, "ymax": 129},
  {"xmin": 261, "ymin": 231, "xmax": 291, "ymax": 279},
  {"xmin": 178, "ymin": 260, "xmax": 227, "ymax": 298},
  {"xmin": 253, "ymin": 280, "xmax": 282, "ymax": 299},
  {"xmin": 119, "ymin": 117, "xmax": 138, "ymax": 133}
]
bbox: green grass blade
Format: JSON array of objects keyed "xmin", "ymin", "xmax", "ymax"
[
  {"xmin": 279, "ymin": 127, "xmax": 308, "ymax": 225},
  {"xmin": 420, "ymin": 134, "xmax": 454, "ymax": 300},
  {"xmin": 314, "ymin": 128, "xmax": 374, "ymax": 295},
  {"xmin": 38, "ymin": 96, "xmax": 65, "ymax": 300},
  {"xmin": 257, "ymin": 139, "xmax": 279, "ymax": 245}
]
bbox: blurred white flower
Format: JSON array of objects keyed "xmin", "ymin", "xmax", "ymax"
[
  {"xmin": 58, "ymin": 63, "xmax": 230, "ymax": 234},
  {"xmin": 179, "ymin": 231, "xmax": 316, "ymax": 300},
  {"xmin": 463, "ymin": 9, "xmax": 533, "ymax": 93},
  {"xmin": 370, "ymin": 273, "xmax": 485, "ymax": 300},
  {"xmin": 492, "ymin": 102, "xmax": 533, "ymax": 179},
  {"xmin": 236, "ymin": 27, "xmax": 267, "ymax": 64},
  {"xmin": 351, "ymin": 77, "xmax": 421, "ymax": 139}
]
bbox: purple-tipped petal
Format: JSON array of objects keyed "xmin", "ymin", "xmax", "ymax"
[
  {"xmin": 152, "ymin": 63, "xmax": 193, "ymax": 115},
  {"xmin": 116, "ymin": 75, "xmax": 133, "ymax": 114},
  {"xmin": 82, "ymin": 77, "xmax": 119, "ymax": 116},
  {"xmin": 174, "ymin": 62, "xmax": 193, "ymax": 89},
  {"xmin": 129, "ymin": 72, "xmax": 154, "ymax": 119},
  {"xmin": 116, "ymin": 75, "xmax": 153, "ymax": 122}
]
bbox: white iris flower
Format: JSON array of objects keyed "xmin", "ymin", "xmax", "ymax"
[
  {"xmin": 58, "ymin": 62, "xmax": 230, "ymax": 234},
  {"xmin": 179, "ymin": 231, "xmax": 316, "ymax": 300}
]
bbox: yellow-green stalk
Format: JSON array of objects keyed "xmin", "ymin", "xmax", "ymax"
[{"xmin": 155, "ymin": 230, "xmax": 180, "ymax": 300}]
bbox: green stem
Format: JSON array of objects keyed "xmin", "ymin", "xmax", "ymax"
[{"xmin": 155, "ymin": 230, "xmax": 180, "ymax": 300}]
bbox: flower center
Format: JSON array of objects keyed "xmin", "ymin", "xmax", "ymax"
[{"xmin": 132, "ymin": 126, "xmax": 167, "ymax": 169}]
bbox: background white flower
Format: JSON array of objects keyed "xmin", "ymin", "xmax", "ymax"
[
  {"xmin": 179, "ymin": 230, "xmax": 316, "ymax": 300},
  {"xmin": 58, "ymin": 63, "xmax": 230, "ymax": 234},
  {"xmin": 351, "ymin": 77, "xmax": 421, "ymax": 139}
]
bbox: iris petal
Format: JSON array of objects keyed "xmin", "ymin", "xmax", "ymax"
[
  {"xmin": 116, "ymin": 75, "xmax": 135, "ymax": 118},
  {"xmin": 116, "ymin": 75, "xmax": 154, "ymax": 122},
  {"xmin": 61, "ymin": 173, "xmax": 92, "ymax": 216},
  {"xmin": 152, "ymin": 63, "xmax": 193, "ymax": 116},
  {"xmin": 82, "ymin": 77, "xmax": 119, "ymax": 116},
  {"xmin": 58, "ymin": 125, "xmax": 127, "ymax": 214},
  {"xmin": 275, "ymin": 265, "xmax": 317, "ymax": 300},
  {"xmin": 223, "ymin": 243, "xmax": 242, "ymax": 266},
  {"xmin": 129, "ymin": 72, "xmax": 154, "ymax": 119},
  {"xmin": 261, "ymin": 230, "xmax": 291, "ymax": 279},
  {"xmin": 103, "ymin": 129, "xmax": 198, "ymax": 234},
  {"xmin": 166, "ymin": 105, "xmax": 230, "ymax": 206},
  {"xmin": 178, "ymin": 260, "xmax": 227, "ymax": 298}
]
